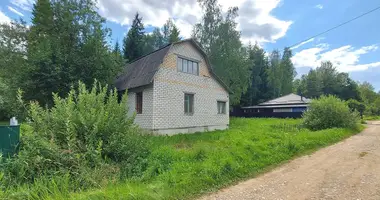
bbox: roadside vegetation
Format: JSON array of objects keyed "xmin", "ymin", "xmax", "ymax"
[
  {"xmin": 0, "ymin": 88, "xmax": 363, "ymax": 199},
  {"xmin": 0, "ymin": 0, "xmax": 375, "ymax": 199}
]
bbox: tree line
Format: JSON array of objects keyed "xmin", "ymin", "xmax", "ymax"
[
  {"xmin": 0, "ymin": 0, "xmax": 181, "ymax": 119},
  {"xmin": 0, "ymin": 0, "xmax": 379, "ymax": 120}
]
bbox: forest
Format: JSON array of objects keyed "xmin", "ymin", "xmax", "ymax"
[{"xmin": 0, "ymin": 0, "xmax": 379, "ymax": 120}]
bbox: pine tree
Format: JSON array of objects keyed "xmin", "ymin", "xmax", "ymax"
[
  {"xmin": 268, "ymin": 49, "xmax": 282, "ymax": 98},
  {"xmin": 280, "ymin": 47, "xmax": 296, "ymax": 95},
  {"xmin": 113, "ymin": 40, "xmax": 121, "ymax": 54},
  {"xmin": 241, "ymin": 43, "xmax": 270, "ymax": 106},
  {"xmin": 123, "ymin": 13, "xmax": 145, "ymax": 61}
]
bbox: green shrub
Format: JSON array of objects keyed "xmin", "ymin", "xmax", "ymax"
[
  {"xmin": 302, "ymin": 95, "xmax": 360, "ymax": 131},
  {"xmin": 346, "ymin": 99, "xmax": 365, "ymax": 118},
  {"xmin": 0, "ymin": 81, "xmax": 150, "ymax": 192}
]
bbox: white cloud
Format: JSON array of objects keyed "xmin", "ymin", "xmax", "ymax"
[
  {"xmin": 97, "ymin": 0, "xmax": 292, "ymax": 43},
  {"xmin": 8, "ymin": 6, "xmax": 24, "ymax": 17},
  {"xmin": 315, "ymin": 4, "xmax": 323, "ymax": 9},
  {"xmin": 11, "ymin": 0, "xmax": 35, "ymax": 11},
  {"xmin": 292, "ymin": 44, "xmax": 380, "ymax": 72},
  {"xmin": 290, "ymin": 38, "xmax": 314, "ymax": 50},
  {"xmin": 0, "ymin": 11, "xmax": 11, "ymax": 24}
]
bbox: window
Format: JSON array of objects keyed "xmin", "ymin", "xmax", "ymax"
[
  {"xmin": 184, "ymin": 93, "xmax": 194, "ymax": 114},
  {"xmin": 273, "ymin": 108, "xmax": 292, "ymax": 113},
  {"xmin": 136, "ymin": 92, "xmax": 143, "ymax": 114},
  {"xmin": 217, "ymin": 101, "xmax": 226, "ymax": 114},
  {"xmin": 292, "ymin": 107, "xmax": 307, "ymax": 112},
  {"xmin": 177, "ymin": 57, "xmax": 199, "ymax": 75}
]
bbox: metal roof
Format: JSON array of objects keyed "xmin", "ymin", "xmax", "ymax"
[
  {"xmin": 242, "ymin": 104, "xmax": 309, "ymax": 109},
  {"xmin": 259, "ymin": 93, "xmax": 310, "ymax": 106}
]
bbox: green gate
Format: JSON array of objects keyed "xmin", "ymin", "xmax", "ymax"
[{"xmin": 0, "ymin": 125, "xmax": 20, "ymax": 157}]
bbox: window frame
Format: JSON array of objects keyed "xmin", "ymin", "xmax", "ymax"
[
  {"xmin": 217, "ymin": 101, "xmax": 227, "ymax": 114},
  {"xmin": 177, "ymin": 56, "xmax": 199, "ymax": 76},
  {"xmin": 136, "ymin": 92, "xmax": 143, "ymax": 114},
  {"xmin": 184, "ymin": 93, "xmax": 194, "ymax": 115}
]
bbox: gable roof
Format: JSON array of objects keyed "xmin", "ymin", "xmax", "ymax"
[
  {"xmin": 259, "ymin": 93, "xmax": 310, "ymax": 106},
  {"xmin": 114, "ymin": 39, "xmax": 231, "ymax": 93},
  {"xmin": 114, "ymin": 44, "xmax": 171, "ymax": 91}
]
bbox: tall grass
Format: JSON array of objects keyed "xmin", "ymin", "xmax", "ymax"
[{"xmin": 1, "ymin": 118, "xmax": 362, "ymax": 200}]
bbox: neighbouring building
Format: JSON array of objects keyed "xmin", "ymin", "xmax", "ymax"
[
  {"xmin": 232, "ymin": 93, "xmax": 310, "ymax": 118},
  {"xmin": 115, "ymin": 39, "xmax": 230, "ymax": 135}
]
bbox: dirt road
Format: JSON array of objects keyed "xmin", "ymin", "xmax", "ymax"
[{"xmin": 200, "ymin": 122, "xmax": 380, "ymax": 200}]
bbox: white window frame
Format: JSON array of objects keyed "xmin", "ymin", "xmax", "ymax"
[{"xmin": 177, "ymin": 56, "xmax": 199, "ymax": 76}]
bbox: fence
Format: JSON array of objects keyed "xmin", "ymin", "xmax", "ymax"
[
  {"xmin": 0, "ymin": 125, "xmax": 20, "ymax": 157},
  {"xmin": 230, "ymin": 108, "xmax": 303, "ymax": 118}
]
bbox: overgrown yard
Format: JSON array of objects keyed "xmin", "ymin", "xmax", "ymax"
[{"xmin": 2, "ymin": 117, "xmax": 361, "ymax": 200}]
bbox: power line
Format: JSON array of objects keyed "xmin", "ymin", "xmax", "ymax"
[{"xmin": 289, "ymin": 5, "xmax": 380, "ymax": 48}]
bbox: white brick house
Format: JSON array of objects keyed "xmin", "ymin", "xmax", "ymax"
[{"xmin": 115, "ymin": 39, "xmax": 230, "ymax": 135}]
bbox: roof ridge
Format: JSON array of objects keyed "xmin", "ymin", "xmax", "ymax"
[
  {"xmin": 260, "ymin": 93, "xmax": 296, "ymax": 104},
  {"xmin": 126, "ymin": 43, "xmax": 172, "ymax": 64}
]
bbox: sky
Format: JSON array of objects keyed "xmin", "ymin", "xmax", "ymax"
[{"xmin": 1, "ymin": 0, "xmax": 380, "ymax": 91}]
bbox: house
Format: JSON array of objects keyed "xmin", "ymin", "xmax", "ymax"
[
  {"xmin": 115, "ymin": 39, "xmax": 230, "ymax": 135},
  {"xmin": 232, "ymin": 93, "xmax": 310, "ymax": 118}
]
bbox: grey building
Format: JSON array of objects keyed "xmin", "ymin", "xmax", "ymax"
[
  {"xmin": 235, "ymin": 94, "xmax": 310, "ymax": 118},
  {"xmin": 115, "ymin": 39, "xmax": 230, "ymax": 134}
]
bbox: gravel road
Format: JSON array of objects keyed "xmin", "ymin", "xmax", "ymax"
[{"xmin": 200, "ymin": 121, "xmax": 380, "ymax": 200}]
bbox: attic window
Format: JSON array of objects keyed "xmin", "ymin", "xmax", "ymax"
[{"xmin": 177, "ymin": 57, "xmax": 199, "ymax": 75}]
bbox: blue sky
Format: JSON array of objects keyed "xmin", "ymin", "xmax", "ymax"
[{"xmin": 1, "ymin": 0, "xmax": 380, "ymax": 91}]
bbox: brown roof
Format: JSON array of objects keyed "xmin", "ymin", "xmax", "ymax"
[
  {"xmin": 115, "ymin": 39, "xmax": 231, "ymax": 93},
  {"xmin": 115, "ymin": 44, "xmax": 171, "ymax": 91}
]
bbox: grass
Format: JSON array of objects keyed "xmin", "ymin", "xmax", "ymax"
[
  {"xmin": 0, "ymin": 121, "xmax": 8, "ymax": 125},
  {"xmin": 363, "ymin": 115, "xmax": 380, "ymax": 120},
  {"xmin": 1, "ymin": 118, "xmax": 363, "ymax": 200}
]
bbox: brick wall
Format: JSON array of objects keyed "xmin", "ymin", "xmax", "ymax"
[
  {"xmin": 152, "ymin": 41, "xmax": 229, "ymax": 131},
  {"xmin": 127, "ymin": 85, "xmax": 154, "ymax": 129}
]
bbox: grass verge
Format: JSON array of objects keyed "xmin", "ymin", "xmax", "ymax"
[
  {"xmin": 364, "ymin": 115, "xmax": 380, "ymax": 120},
  {"xmin": 1, "ymin": 118, "xmax": 363, "ymax": 200}
]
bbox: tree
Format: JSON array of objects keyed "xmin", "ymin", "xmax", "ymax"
[
  {"xmin": 241, "ymin": 43, "xmax": 270, "ymax": 106},
  {"xmin": 163, "ymin": 18, "xmax": 180, "ymax": 43},
  {"xmin": 123, "ymin": 13, "xmax": 145, "ymax": 61},
  {"xmin": 280, "ymin": 47, "xmax": 296, "ymax": 95},
  {"xmin": 27, "ymin": 0, "xmax": 57, "ymax": 106},
  {"xmin": 193, "ymin": 1, "xmax": 250, "ymax": 105},
  {"xmin": 151, "ymin": 27, "xmax": 164, "ymax": 48},
  {"xmin": 22, "ymin": 0, "xmax": 124, "ymax": 107},
  {"xmin": 0, "ymin": 20, "xmax": 29, "ymax": 119},
  {"xmin": 347, "ymin": 99, "xmax": 365, "ymax": 119},
  {"xmin": 113, "ymin": 40, "xmax": 122, "ymax": 55},
  {"xmin": 268, "ymin": 50, "xmax": 282, "ymax": 98},
  {"xmin": 358, "ymin": 82, "xmax": 377, "ymax": 104},
  {"xmin": 294, "ymin": 61, "xmax": 360, "ymax": 101}
]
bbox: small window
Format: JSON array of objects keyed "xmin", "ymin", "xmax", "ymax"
[
  {"xmin": 136, "ymin": 92, "xmax": 143, "ymax": 114},
  {"xmin": 217, "ymin": 101, "xmax": 226, "ymax": 114},
  {"xmin": 177, "ymin": 57, "xmax": 199, "ymax": 75},
  {"xmin": 184, "ymin": 93, "xmax": 194, "ymax": 114}
]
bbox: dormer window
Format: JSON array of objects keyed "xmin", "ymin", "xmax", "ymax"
[{"xmin": 177, "ymin": 57, "xmax": 199, "ymax": 75}]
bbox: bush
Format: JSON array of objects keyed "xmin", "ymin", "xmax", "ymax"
[
  {"xmin": 346, "ymin": 99, "xmax": 365, "ymax": 118},
  {"xmin": 302, "ymin": 95, "xmax": 360, "ymax": 131},
  {"xmin": 0, "ymin": 81, "xmax": 150, "ymax": 192}
]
